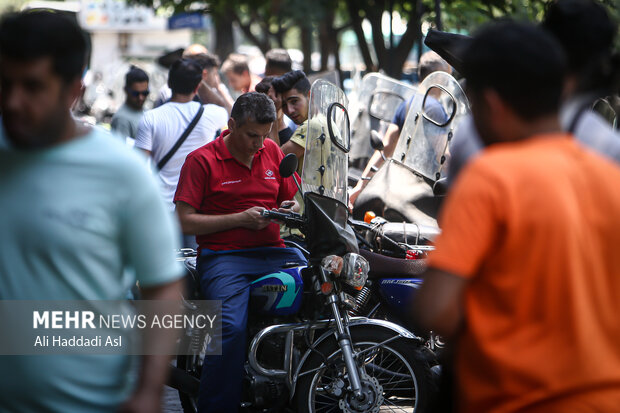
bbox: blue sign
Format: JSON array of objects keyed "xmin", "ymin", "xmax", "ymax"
[{"xmin": 168, "ymin": 12, "xmax": 207, "ymax": 30}]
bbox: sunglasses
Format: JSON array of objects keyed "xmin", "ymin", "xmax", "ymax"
[{"xmin": 128, "ymin": 89, "xmax": 149, "ymax": 97}]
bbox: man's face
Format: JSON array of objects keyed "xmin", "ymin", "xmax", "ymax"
[
  {"xmin": 281, "ymin": 89, "xmax": 308, "ymax": 125},
  {"xmin": 229, "ymin": 118, "xmax": 273, "ymax": 157},
  {"xmin": 125, "ymin": 81, "xmax": 149, "ymax": 110},
  {"xmin": 0, "ymin": 56, "xmax": 79, "ymax": 148},
  {"xmin": 267, "ymin": 85, "xmax": 282, "ymax": 111},
  {"xmin": 224, "ymin": 70, "xmax": 249, "ymax": 92}
]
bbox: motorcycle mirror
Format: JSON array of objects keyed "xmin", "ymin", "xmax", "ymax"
[
  {"xmin": 370, "ymin": 130, "xmax": 385, "ymax": 152},
  {"xmin": 279, "ymin": 153, "xmax": 298, "ymax": 178}
]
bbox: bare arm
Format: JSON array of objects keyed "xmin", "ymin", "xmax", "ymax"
[
  {"xmin": 117, "ymin": 279, "xmax": 184, "ymax": 413},
  {"xmin": 196, "ymin": 82, "xmax": 233, "ymax": 115},
  {"xmin": 412, "ymin": 268, "xmax": 466, "ymax": 339},
  {"xmin": 176, "ymin": 201, "xmax": 271, "ymax": 235},
  {"xmin": 348, "ymin": 123, "xmax": 400, "ymax": 207},
  {"xmin": 281, "ymin": 140, "xmax": 305, "ymax": 159}
]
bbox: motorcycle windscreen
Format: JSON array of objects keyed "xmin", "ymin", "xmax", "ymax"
[
  {"xmin": 349, "ymin": 73, "xmax": 416, "ymax": 164},
  {"xmin": 301, "ymin": 79, "xmax": 349, "ymax": 207},
  {"xmin": 393, "ymin": 71, "xmax": 470, "ymax": 182},
  {"xmin": 304, "ymin": 192, "xmax": 359, "ymax": 259}
]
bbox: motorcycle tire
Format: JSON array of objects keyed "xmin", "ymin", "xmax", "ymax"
[{"xmin": 295, "ymin": 326, "xmax": 435, "ymax": 413}]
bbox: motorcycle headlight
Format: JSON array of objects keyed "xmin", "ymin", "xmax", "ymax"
[{"xmin": 340, "ymin": 253, "xmax": 369, "ymax": 288}]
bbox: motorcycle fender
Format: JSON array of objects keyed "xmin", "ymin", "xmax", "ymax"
[{"xmin": 289, "ymin": 318, "xmax": 423, "ymax": 400}]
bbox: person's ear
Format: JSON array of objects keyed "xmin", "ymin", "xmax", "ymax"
[
  {"xmin": 67, "ymin": 78, "xmax": 84, "ymax": 108},
  {"xmin": 228, "ymin": 118, "xmax": 235, "ymax": 132}
]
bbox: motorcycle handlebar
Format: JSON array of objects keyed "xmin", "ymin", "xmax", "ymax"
[{"xmin": 261, "ymin": 209, "xmax": 305, "ymax": 229}]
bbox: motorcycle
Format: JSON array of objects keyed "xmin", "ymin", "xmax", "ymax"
[
  {"xmin": 352, "ymin": 71, "xmax": 470, "ymax": 225},
  {"xmin": 170, "ymin": 79, "xmax": 435, "ymax": 413},
  {"xmin": 348, "ymin": 73, "xmax": 417, "ymax": 174}
]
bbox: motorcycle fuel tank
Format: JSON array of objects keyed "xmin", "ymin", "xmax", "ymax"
[
  {"xmin": 249, "ymin": 266, "xmax": 305, "ymax": 316},
  {"xmin": 378, "ymin": 278, "xmax": 423, "ymax": 313}
]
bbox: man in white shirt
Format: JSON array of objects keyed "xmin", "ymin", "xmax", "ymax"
[{"xmin": 136, "ymin": 58, "xmax": 228, "ymax": 213}]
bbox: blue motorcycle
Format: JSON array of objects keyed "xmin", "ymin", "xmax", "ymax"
[{"xmin": 170, "ymin": 80, "xmax": 436, "ymax": 413}]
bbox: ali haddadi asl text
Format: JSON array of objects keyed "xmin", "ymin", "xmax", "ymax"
[{"xmin": 33, "ymin": 335, "xmax": 122, "ymax": 347}]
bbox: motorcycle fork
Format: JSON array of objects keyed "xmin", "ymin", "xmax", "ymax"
[{"xmin": 320, "ymin": 267, "xmax": 364, "ymax": 398}]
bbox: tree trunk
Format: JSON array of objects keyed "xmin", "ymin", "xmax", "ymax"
[
  {"xmin": 344, "ymin": 0, "xmax": 376, "ymax": 72},
  {"xmin": 389, "ymin": 17, "xmax": 420, "ymax": 79},
  {"xmin": 318, "ymin": 20, "xmax": 330, "ymax": 71},
  {"xmin": 434, "ymin": 0, "xmax": 443, "ymax": 31},
  {"xmin": 368, "ymin": 6, "xmax": 388, "ymax": 72},
  {"xmin": 213, "ymin": 10, "xmax": 235, "ymax": 60},
  {"xmin": 301, "ymin": 24, "xmax": 313, "ymax": 73}
]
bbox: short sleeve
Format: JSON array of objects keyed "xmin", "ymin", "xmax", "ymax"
[
  {"xmin": 205, "ymin": 104, "xmax": 229, "ymax": 131},
  {"xmin": 289, "ymin": 121, "xmax": 307, "ymax": 149},
  {"xmin": 391, "ymin": 99, "xmax": 408, "ymax": 130},
  {"xmin": 174, "ymin": 152, "xmax": 208, "ymax": 210},
  {"xmin": 428, "ymin": 158, "xmax": 504, "ymax": 279},
  {"xmin": 121, "ymin": 162, "xmax": 183, "ymax": 287},
  {"xmin": 134, "ymin": 113, "xmax": 153, "ymax": 151}
]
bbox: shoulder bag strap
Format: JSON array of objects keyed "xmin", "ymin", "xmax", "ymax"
[{"xmin": 157, "ymin": 105, "xmax": 205, "ymax": 170}]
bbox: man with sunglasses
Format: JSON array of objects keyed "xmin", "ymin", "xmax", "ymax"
[{"xmin": 111, "ymin": 65, "xmax": 149, "ymax": 141}]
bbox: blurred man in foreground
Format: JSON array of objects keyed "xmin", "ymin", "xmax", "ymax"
[
  {"xmin": 414, "ymin": 21, "xmax": 620, "ymax": 412},
  {"xmin": 447, "ymin": 0, "xmax": 620, "ymax": 185},
  {"xmin": 0, "ymin": 11, "xmax": 183, "ymax": 412}
]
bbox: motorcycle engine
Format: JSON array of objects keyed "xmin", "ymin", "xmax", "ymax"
[{"xmin": 243, "ymin": 365, "xmax": 288, "ymax": 409}]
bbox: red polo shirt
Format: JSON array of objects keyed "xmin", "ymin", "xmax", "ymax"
[{"xmin": 174, "ymin": 130, "xmax": 298, "ymax": 252}]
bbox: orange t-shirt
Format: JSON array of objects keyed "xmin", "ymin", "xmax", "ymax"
[{"xmin": 429, "ymin": 134, "xmax": 620, "ymax": 412}]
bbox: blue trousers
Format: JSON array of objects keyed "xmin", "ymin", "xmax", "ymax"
[{"xmin": 197, "ymin": 247, "xmax": 306, "ymax": 413}]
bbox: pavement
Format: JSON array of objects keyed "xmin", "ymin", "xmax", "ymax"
[{"xmin": 162, "ymin": 385, "xmax": 182, "ymax": 412}]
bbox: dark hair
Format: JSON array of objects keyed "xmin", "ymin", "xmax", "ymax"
[
  {"xmin": 190, "ymin": 52, "xmax": 221, "ymax": 71},
  {"xmin": 272, "ymin": 70, "xmax": 310, "ymax": 95},
  {"xmin": 0, "ymin": 11, "xmax": 87, "ymax": 83},
  {"xmin": 221, "ymin": 53, "xmax": 249, "ymax": 75},
  {"xmin": 168, "ymin": 58, "xmax": 203, "ymax": 95},
  {"xmin": 255, "ymin": 76, "xmax": 275, "ymax": 94},
  {"xmin": 231, "ymin": 92, "xmax": 276, "ymax": 125},
  {"xmin": 265, "ymin": 48, "xmax": 292, "ymax": 75},
  {"xmin": 542, "ymin": 0, "xmax": 616, "ymax": 92},
  {"xmin": 462, "ymin": 21, "xmax": 566, "ymax": 121},
  {"xmin": 418, "ymin": 51, "xmax": 451, "ymax": 81},
  {"xmin": 125, "ymin": 65, "xmax": 149, "ymax": 88}
]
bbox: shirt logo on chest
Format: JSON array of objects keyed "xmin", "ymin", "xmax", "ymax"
[{"xmin": 264, "ymin": 169, "xmax": 276, "ymax": 180}]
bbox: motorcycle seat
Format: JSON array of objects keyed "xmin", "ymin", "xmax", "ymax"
[{"xmin": 360, "ymin": 249, "xmax": 427, "ymax": 279}]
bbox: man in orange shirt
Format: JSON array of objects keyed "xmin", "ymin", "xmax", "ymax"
[{"xmin": 414, "ymin": 21, "xmax": 620, "ymax": 412}]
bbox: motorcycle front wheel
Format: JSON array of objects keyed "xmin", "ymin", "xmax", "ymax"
[{"xmin": 295, "ymin": 326, "xmax": 434, "ymax": 413}]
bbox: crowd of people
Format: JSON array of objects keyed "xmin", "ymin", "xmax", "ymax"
[{"xmin": 0, "ymin": 0, "xmax": 619, "ymax": 412}]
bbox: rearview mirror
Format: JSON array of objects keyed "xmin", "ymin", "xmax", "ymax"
[
  {"xmin": 279, "ymin": 153, "xmax": 298, "ymax": 178},
  {"xmin": 368, "ymin": 89, "xmax": 406, "ymax": 122},
  {"xmin": 422, "ymin": 85, "xmax": 457, "ymax": 127}
]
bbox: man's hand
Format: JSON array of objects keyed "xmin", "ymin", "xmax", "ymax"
[
  {"xmin": 277, "ymin": 200, "xmax": 299, "ymax": 213},
  {"xmin": 348, "ymin": 181, "xmax": 364, "ymax": 211},
  {"xmin": 239, "ymin": 206, "xmax": 271, "ymax": 230}
]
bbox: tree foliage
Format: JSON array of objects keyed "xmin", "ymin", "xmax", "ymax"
[{"xmin": 129, "ymin": 0, "xmax": 619, "ymax": 77}]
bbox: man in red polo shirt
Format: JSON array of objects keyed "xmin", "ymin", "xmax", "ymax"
[{"xmin": 174, "ymin": 92, "xmax": 306, "ymax": 412}]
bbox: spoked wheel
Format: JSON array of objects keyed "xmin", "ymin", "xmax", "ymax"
[{"xmin": 296, "ymin": 327, "xmax": 434, "ymax": 413}]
